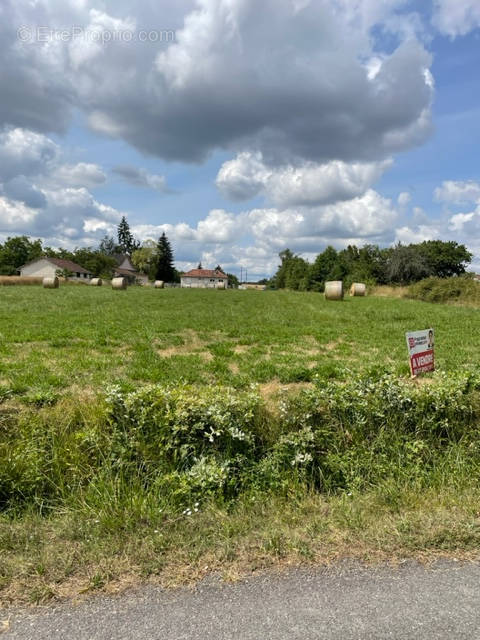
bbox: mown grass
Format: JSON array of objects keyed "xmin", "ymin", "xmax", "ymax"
[
  {"xmin": 2, "ymin": 287, "xmax": 480, "ymax": 606},
  {"xmin": 1, "ymin": 286, "xmax": 479, "ymax": 403}
]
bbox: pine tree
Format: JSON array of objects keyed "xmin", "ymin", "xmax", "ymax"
[
  {"xmin": 155, "ymin": 232, "xmax": 175, "ymax": 282},
  {"xmin": 117, "ymin": 216, "xmax": 140, "ymax": 255}
]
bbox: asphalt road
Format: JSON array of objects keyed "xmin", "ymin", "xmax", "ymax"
[{"xmin": 2, "ymin": 561, "xmax": 480, "ymax": 639}]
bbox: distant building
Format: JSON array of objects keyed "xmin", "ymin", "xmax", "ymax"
[
  {"xmin": 112, "ymin": 254, "xmax": 148, "ymax": 284},
  {"xmin": 20, "ymin": 257, "xmax": 93, "ymax": 281},
  {"xmin": 239, "ymin": 283, "xmax": 267, "ymax": 290},
  {"xmin": 181, "ymin": 268, "xmax": 228, "ymax": 288}
]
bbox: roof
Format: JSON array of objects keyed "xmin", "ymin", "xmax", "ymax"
[
  {"xmin": 114, "ymin": 267, "xmax": 139, "ymax": 276},
  {"xmin": 182, "ymin": 269, "xmax": 228, "ymax": 278},
  {"xmin": 47, "ymin": 258, "xmax": 92, "ymax": 274},
  {"xmin": 21, "ymin": 257, "xmax": 91, "ymax": 274},
  {"xmin": 112, "ymin": 254, "xmax": 131, "ymax": 266}
]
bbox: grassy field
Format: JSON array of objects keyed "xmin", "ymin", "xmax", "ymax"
[
  {"xmin": 1, "ymin": 285, "xmax": 479, "ymax": 402},
  {"xmin": 2, "ymin": 286, "xmax": 480, "ymax": 606}
]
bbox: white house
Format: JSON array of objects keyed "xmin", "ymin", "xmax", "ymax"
[
  {"xmin": 20, "ymin": 257, "xmax": 92, "ymax": 281},
  {"xmin": 181, "ymin": 268, "xmax": 228, "ymax": 288}
]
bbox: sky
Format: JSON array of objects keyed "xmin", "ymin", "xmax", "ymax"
[{"xmin": 1, "ymin": 0, "xmax": 480, "ymax": 279}]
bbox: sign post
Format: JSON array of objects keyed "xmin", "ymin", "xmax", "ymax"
[{"xmin": 405, "ymin": 328, "xmax": 435, "ymax": 377}]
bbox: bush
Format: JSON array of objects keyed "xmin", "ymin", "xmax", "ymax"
[
  {"xmin": 2, "ymin": 374, "xmax": 480, "ymax": 513},
  {"xmin": 407, "ymin": 276, "xmax": 480, "ymax": 305}
]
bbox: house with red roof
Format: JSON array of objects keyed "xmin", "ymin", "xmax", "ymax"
[{"xmin": 180, "ymin": 267, "xmax": 228, "ymax": 288}]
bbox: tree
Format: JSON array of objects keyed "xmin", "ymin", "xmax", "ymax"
[
  {"xmin": 73, "ymin": 247, "xmax": 117, "ymax": 278},
  {"xmin": 197, "ymin": 262, "xmax": 203, "ymax": 269},
  {"xmin": 274, "ymin": 249, "xmax": 294, "ymax": 289},
  {"xmin": 131, "ymin": 241, "xmax": 157, "ymax": 280},
  {"xmin": 0, "ymin": 236, "xmax": 43, "ymax": 275},
  {"xmin": 117, "ymin": 216, "xmax": 140, "ymax": 255},
  {"xmin": 309, "ymin": 246, "xmax": 339, "ymax": 291},
  {"xmin": 386, "ymin": 244, "xmax": 431, "ymax": 284},
  {"xmin": 227, "ymin": 273, "xmax": 239, "ymax": 288},
  {"xmin": 417, "ymin": 240, "xmax": 472, "ymax": 278},
  {"xmin": 155, "ymin": 232, "xmax": 175, "ymax": 282},
  {"xmin": 99, "ymin": 235, "xmax": 118, "ymax": 256}
]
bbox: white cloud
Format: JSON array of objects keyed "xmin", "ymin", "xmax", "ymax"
[
  {"xmin": 432, "ymin": 0, "xmax": 480, "ymax": 37},
  {"xmin": 0, "ymin": 127, "xmax": 120, "ymax": 245},
  {"xmin": 216, "ymin": 152, "xmax": 391, "ymax": 207},
  {"xmin": 395, "ymin": 224, "xmax": 439, "ymax": 244},
  {"xmin": 449, "ymin": 212, "xmax": 475, "ymax": 232},
  {"xmin": 397, "ymin": 191, "xmax": 411, "ymax": 207},
  {"xmin": 51, "ymin": 163, "xmax": 106, "ymax": 188},
  {"xmin": 434, "ymin": 180, "xmax": 480, "ymax": 205},
  {"xmin": 0, "ymin": 128, "xmax": 58, "ymax": 181},
  {"xmin": 247, "ymin": 189, "xmax": 398, "ymax": 251}
]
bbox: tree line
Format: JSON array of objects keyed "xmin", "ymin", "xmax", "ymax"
[
  {"xmin": 271, "ymin": 241, "xmax": 473, "ymax": 290},
  {"xmin": 0, "ymin": 217, "xmax": 241, "ymax": 284},
  {"xmin": 0, "ymin": 217, "xmax": 178, "ymax": 282}
]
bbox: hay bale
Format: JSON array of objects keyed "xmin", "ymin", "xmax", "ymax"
[
  {"xmin": 350, "ymin": 282, "xmax": 366, "ymax": 297},
  {"xmin": 90, "ymin": 278, "xmax": 103, "ymax": 286},
  {"xmin": 324, "ymin": 280, "xmax": 343, "ymax": 300},
  {"xmin": 43, "ymin": 276, "xmax": 59, "ymax": 289},
  {"xmin": 0, "ymin": 276, "xmax": 43, "ymax": 286},
  {"xmin": 112, "ymin": 277, "xmax": 127, "ymax": 290},
  {"xmin": 154, "ymin": 280, "xmax": 164, "ymax": 289},
  {"xmin": 216, "ymin": 281, "xmax": 226, "ymax": 290}
]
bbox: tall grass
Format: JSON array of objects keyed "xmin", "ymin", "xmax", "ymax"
[
  {"xmin": 3, "ymin": 372, "xmax": 480, "ymax": 515},
  {"xmin": 407, "ymin": 275, "xmax": 480, "ymax": 305}
]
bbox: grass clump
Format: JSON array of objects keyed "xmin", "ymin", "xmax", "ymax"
[{"xmin": 407, "ymin": 275, "xmax": 480, "ymax": 305}]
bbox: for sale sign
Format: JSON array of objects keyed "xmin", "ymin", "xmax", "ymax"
[{"xmin": 406, "ymin": 328, "xmax": 435, "ymax": 376}]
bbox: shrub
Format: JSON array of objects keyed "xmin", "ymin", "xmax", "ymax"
[
  {"xmin": 2, "ymin": 374, "xmax": 480, "ymax": 513},
  {"xmin": 407, "ymin": 276, "xmax": 480, "ymax": 305}
]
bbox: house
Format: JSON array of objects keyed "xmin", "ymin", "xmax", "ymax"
[
  {"xmin": 181, "ymin": 268, "xmax": 228, "ymax": 288},
  {"xmin": 112, "ymin": 254, "xmax": 148, "ymax": 284},
  {"xmin": 20, "ymin": 257, "xmax": 93, "ymax": 281}
]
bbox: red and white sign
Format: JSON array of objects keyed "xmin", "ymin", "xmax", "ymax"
[{"xmin": 405, "ymin": 328, "xmax": 435, "ymax": 376}]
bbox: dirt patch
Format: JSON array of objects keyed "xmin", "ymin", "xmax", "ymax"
[
  {"xmin": 322, "ymin": 340, "xmax": 343, "ymax": 352},
  {"xmin": 234, "ymin": 345, "xmax": 250, "ymax": 354},
  {"xmin": 259, "ymin": 380, "xmax": 313, "ymax": 405},
  {"xmin": 229, "ymin": 363, "xmax": 240, "ymax": 374},
  {"xmin": 157, "ymin": 329, "xmax": 214, "ymax": 359}
]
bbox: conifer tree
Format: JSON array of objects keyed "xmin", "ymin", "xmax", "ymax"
[
  {"xmin": 155, "ymin": 232, "xmax": 175, "ymax": 282},
  {"xmin": 117, "ymin": 216, "xmax": 140, "ymax": 255}
]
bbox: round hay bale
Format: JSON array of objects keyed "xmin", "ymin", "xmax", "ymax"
[
  {"xmin": 324, "ymin": 280, "xmax": 343, "ymax": 300},
  {"xmin": 111, "ymin": 277, "xmax": 127, "ymax": 290},
  {"xmin": 90, "ymin": 278, "xmax": 103, "ymax": 286},
  {"xmin": 154, "ymin": 280, "xmax": 164, "ymax": 289},
  {"xmin": 350, "ymin": 282, "xmax": 366, "ymax": 297},
  {"xmin": 216, "ymin": 281, "xmax": 226, "ymax": 290},
  {"xmin": 43, "ymin": 276, "xmax": 59, "ymax": 289}
]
